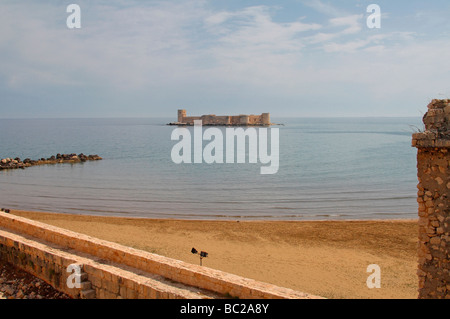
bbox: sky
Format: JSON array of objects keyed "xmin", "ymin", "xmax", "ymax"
[{"xmin": 0, "ymin": 0, "xmax": 449, "ymax": 118}]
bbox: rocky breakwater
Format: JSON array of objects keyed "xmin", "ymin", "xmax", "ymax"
[{"xmin": 0, "ymin": 153, "xmax": 102, "ymax": 171}]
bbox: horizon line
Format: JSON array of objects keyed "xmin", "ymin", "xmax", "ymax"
[{"xmin": 0, "ymin": 115, "xmax": 423, "ymax": 120}]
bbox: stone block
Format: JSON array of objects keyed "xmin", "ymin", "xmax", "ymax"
[
  {"xmin": 80, "ymin": 281, "xmax": 92, "ymax": 290},
  {"xmin": 119, "ymin": 286, "xmax": 127, "ymax": 298},
  {"xmin": 80, "ymin": 289, "xmax": 96, "ymax": 299}
]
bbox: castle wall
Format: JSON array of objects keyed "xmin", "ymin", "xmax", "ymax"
[
  {"xmin": 181, "ymin": 116, "xmax": 201, "ymax": 125},
  {"xmin": 176, "ymin": 110, "xmax": 271, "ymax": 126},
  {"xmin": 229, "ymin": 116, "xmax": 241, "ymax": 125},
  {"xmin": 412, "ymin": 99, "xmax": 450, "ymax": 299},
  {"xmin": 248, "ymin": 115, "xmax": 265, "ymax": 125}
]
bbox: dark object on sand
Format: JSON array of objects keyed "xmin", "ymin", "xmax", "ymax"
[{"xmin": 191, "ymin": 247, "xmax": 208, "ymax": 266}]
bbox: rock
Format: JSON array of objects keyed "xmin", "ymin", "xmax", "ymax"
[
  {"xmin": 430, "ymin": 237, "xmax": 441, "ymax": 245},
  {"xmin": 0, "ymin": 261, "xmax": 71, "ymax": 299},
  {"xmin": 4, "ymin": 285, "xmax": 14, "ymax": 296},
  {"xmin": 435, "ymin": 177, "xmax": 444, "ymax": 185},
  {"xmin": 16, "ymin": 290, "xmax": 24, "ymax": 298}
]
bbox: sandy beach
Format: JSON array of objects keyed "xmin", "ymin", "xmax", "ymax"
[{"xmin": 8, "ymin": 210, "xmax": 418, "ymax": 299}]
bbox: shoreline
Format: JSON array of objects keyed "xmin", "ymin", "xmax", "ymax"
[
  {"xmin": 0, "ymin": 207, "xmax": 417, "ymax": 223},
  {"xmin": 4, "ymin": 209, "xmax": 419, "ymax": 299}
]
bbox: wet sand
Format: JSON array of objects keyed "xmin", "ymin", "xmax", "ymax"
[{"xmin": 9, "ymin": 210, "xmax": 418, "ymax": 299}]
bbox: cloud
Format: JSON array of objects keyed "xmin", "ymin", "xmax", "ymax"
[
  {"xmin": 321, "ymin": 32, "xmax": 416, "ymax": 53},
  {"xmin": 0, "ymin": 1, "xmax": 209, "ymax": 90},
  {"xmin": 301, "ymin": 0, "xmax": 345, "ymax": 17},
  {"xmin": 329, "ymin": 14, "xmax": 363, "ymax": 35},
  {"xmin": 0, "ymin": 0, "xmax": 449, "ymax": 117},
  {"xmin": 304, "ymin": 14, "xmax": 363, "ymax": 45},
  {"xmin": 0, "ymin": 2, "xmax": 325, "ymax": 91},
  {"xmin": 204, "ymin": 6, "xmax": 322, "ymax": 64}
]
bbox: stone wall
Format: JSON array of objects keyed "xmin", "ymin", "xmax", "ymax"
[
  {"xmin": 0, "ymin": 211, "xmax": 321, "ymax": 299},
  {"xmin": 0, "ymin": 226, "xmax": 207, "ymax": 299},
  {"xmin": 412, "ymin": 99, "xmax": 450, "ymax": 299}
]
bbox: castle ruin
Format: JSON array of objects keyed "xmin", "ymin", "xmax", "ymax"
[
  {"xmin": 169, "ymin": 110, "xmax": 271, "ymax": 126},
  {"xmin": 412, "ymin": 99, "xmax": 450, "ymax": 299}
]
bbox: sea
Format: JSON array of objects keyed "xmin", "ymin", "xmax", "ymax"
[{"xmin": 0, "ymin": 117, "xmax": 422, "ymax": 221}]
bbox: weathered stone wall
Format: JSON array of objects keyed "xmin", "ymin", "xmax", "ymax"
[
  {"xmin": 0, "ymin": 227, "xmax": 208, "ymax": 299},
  {"xmin": 0, "ymin": 228, "xmax": 85, "ymax": 298},
  {"xmin": 182, "ymin": 116, "xmax": 202, "ymax": 124},
  {"xmin": 412, "ymin": 99, "xmax": 450, "ymax": 299},
  {"xmin": 0, "ymin": 211, "xmax": 321, "ymax": 299}
]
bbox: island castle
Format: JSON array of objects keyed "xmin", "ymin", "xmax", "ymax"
[{"xmin": 169, "ymin": 109, "xmax": 272, "ymax": 126}]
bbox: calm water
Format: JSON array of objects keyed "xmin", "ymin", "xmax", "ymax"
[{"xmin": 0, "ymin": 117, "xmax": 421, "ymax": 220}]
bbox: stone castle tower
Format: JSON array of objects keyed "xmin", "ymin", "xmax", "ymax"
[{"xmin": 178, "ymin": 109, "xmax": 187, "ymax": 123}]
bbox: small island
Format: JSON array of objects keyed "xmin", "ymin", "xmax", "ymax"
[{"xmin": 168, "ymin": 109, "xmax": 272, "ymax": 126}]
